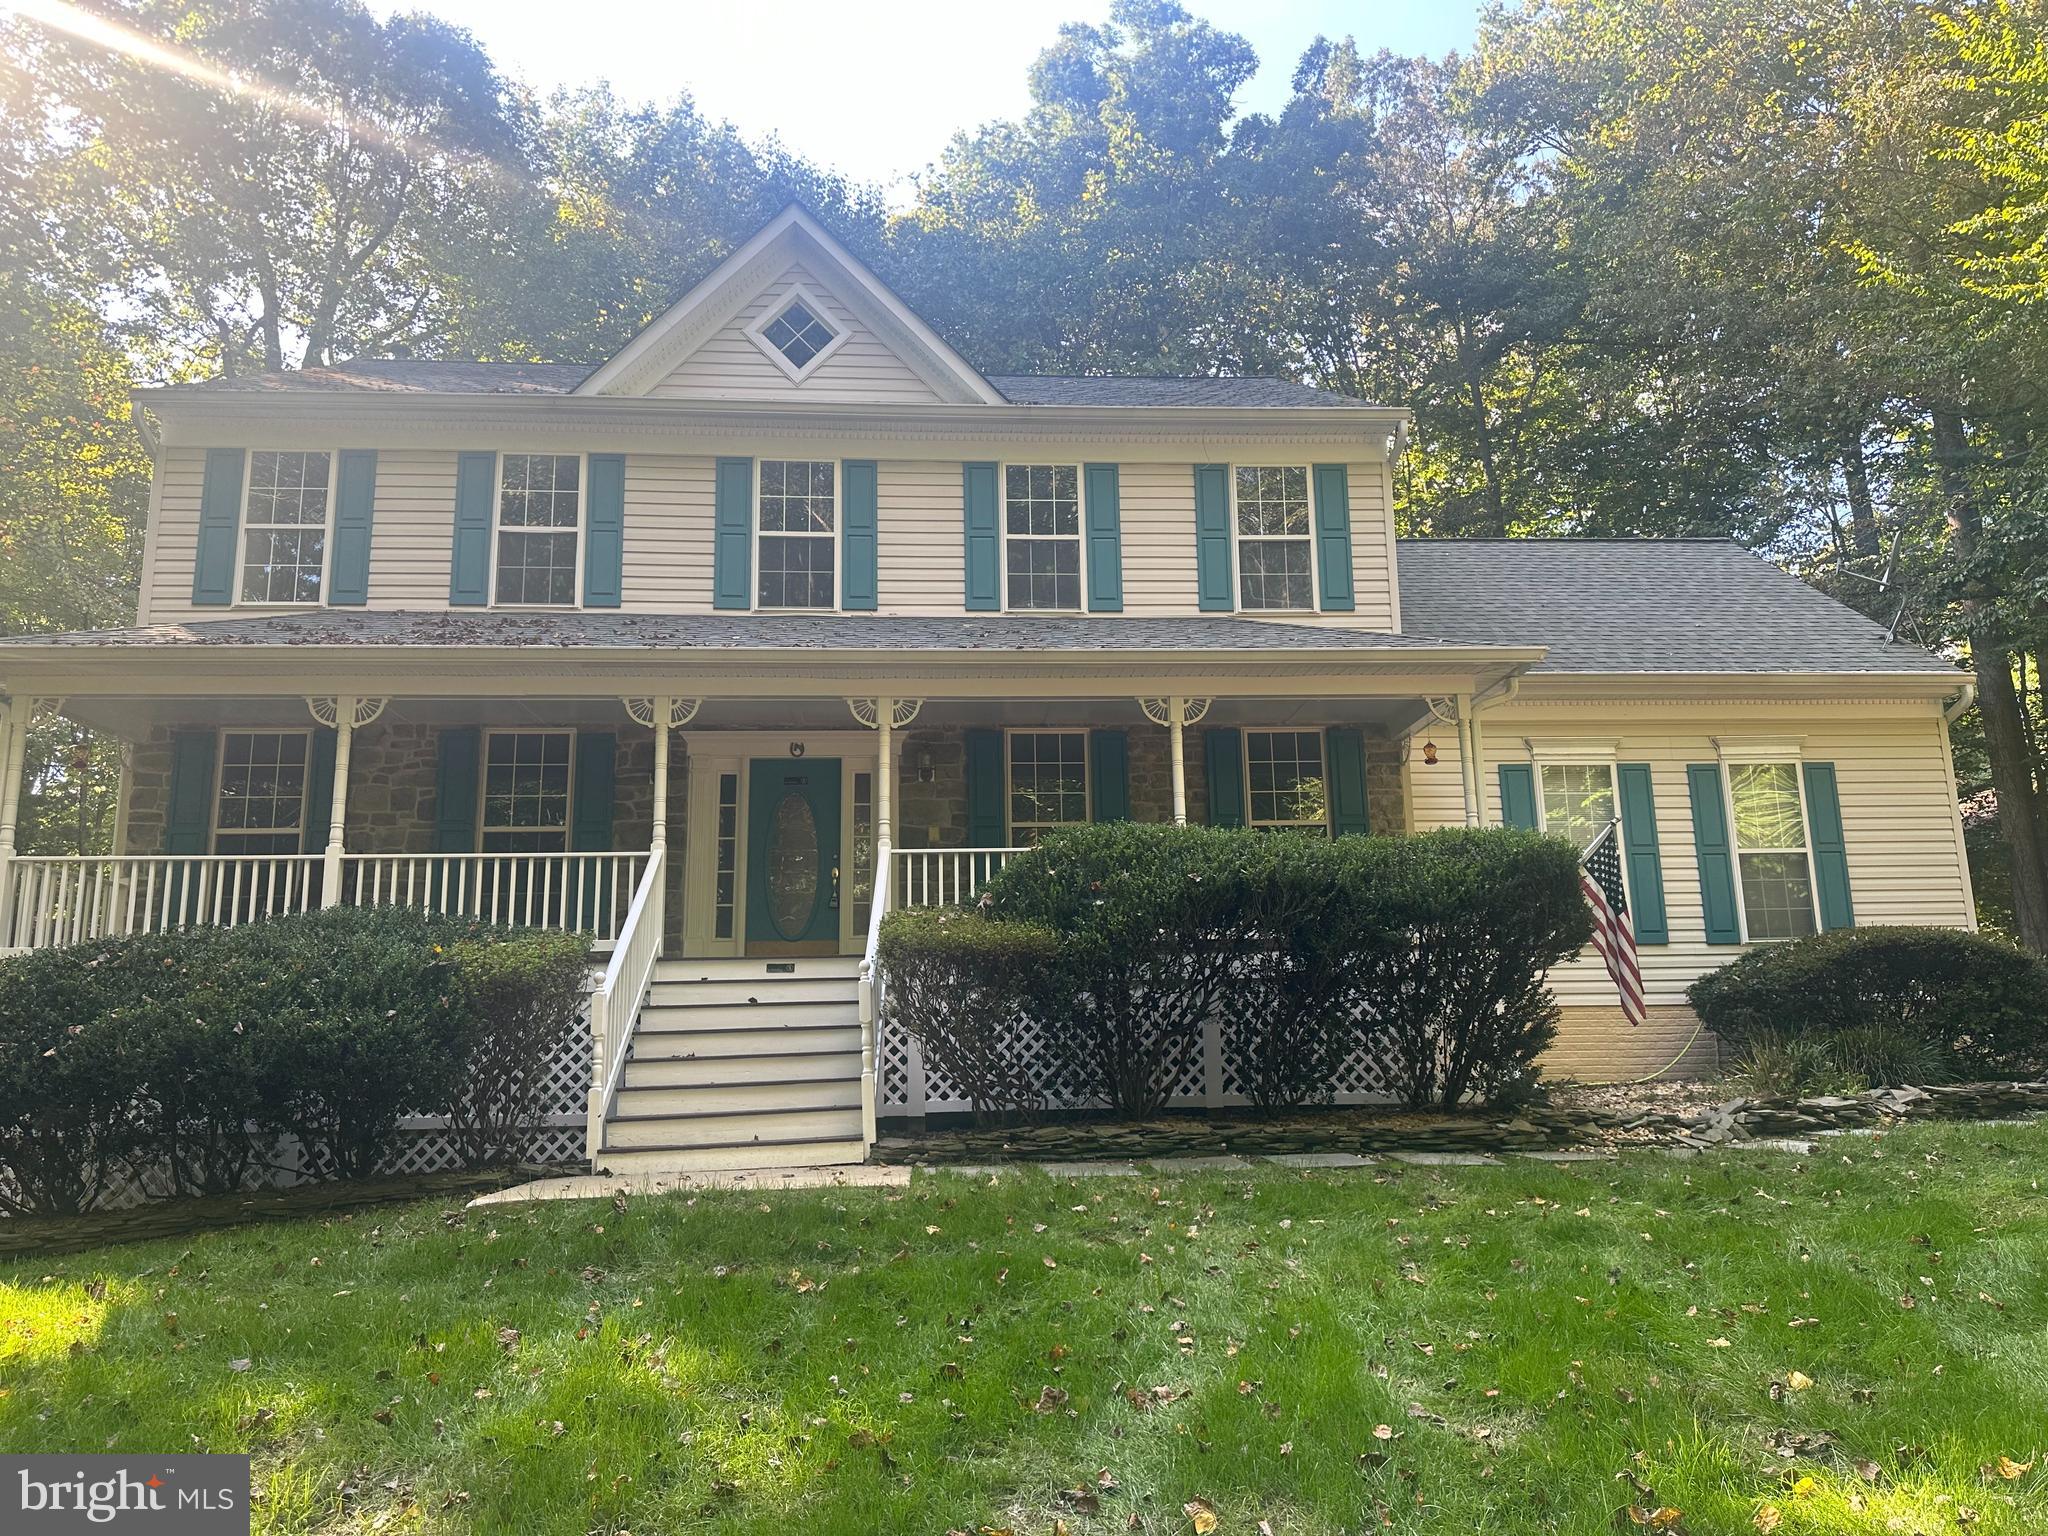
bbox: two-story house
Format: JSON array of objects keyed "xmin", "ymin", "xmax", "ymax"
[{"xmin": 0, "ymin": 207, "xmax": 1976, "ymax": 1173}]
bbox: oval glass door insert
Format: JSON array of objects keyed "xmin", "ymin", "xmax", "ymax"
[{"xmin": 765, "ymin": 791, "xmax": 820, "ymax": 939}]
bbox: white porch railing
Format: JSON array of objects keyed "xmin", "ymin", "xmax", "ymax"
[
  {"xmin": 2, "ymin": 854, "xmax": 324, "ymax": 949},
  {"xmin": 341, "ymin": 851, "xmax": 647, "ymax": 945},
  {"xmin": 893, "ymin": 847, "xmax": 1027, "ymax": 908},
  {"xmin": 585, "ymin": 848, "xmax": 665, "ymax": 1158}
]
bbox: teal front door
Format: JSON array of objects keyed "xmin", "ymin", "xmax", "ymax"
[{"xmin": 745, "ymin": 758, "xmax": 842, "ymax": 952}]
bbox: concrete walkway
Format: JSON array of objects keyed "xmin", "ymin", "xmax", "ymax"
[{"xmin": 471, "ymin": 1163, "xmax": 909, "ymax": 1206}]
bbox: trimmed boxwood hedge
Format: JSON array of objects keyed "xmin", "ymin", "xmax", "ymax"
[
  {"xmin": 1688, "ymin": 926, "xmax": 2048, "ymax": 1085},
  {"xmin": 883, "ymin": 823, "xmax": 1593, "ymax": 1117},
  {"xmin": 0, "ymin": 907, "xmax": 589, "ymax": 1215}
]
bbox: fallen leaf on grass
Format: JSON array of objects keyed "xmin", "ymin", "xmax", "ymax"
[
  {"xmin": 1184, "ymin": 1497, "xmax": 1220, "ymax": 1533},
  {"xmin": 1786, "ymin": 1371, "xmax": 1812, "ymax": 1391},
  {"xmin": 1753, "ymin": 1505, "xmax": 1782, "ymax": 1533},
  {"xmin": 1624, "ymin": 1509, "xmax": 1684, "ymax": 1529}
]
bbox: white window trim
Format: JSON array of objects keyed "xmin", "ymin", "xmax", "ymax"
[
  {"xmin": 477, "ymin": 727, "xmax": 578, "ymax": 850},
  {"xmin": 1004, "ymin": 727, "xmax": 1091, "ymax": 842},
  {"xmin": 235, "ymin": 450, "xmax": 337, "ymax": 609},
  {"xmin": 1243, "ymin": 727, "xmax": 1332, "ymax": 831},
  {"xmin": 743, "ymin": 281, "xmax": 851, "ymax": 383},
  {"xmin": 1229, "ymin": 463, "xmax": 1319, "ymax": 613},
  {"xmin": 1000, "ymin": 460, "xmax": 1088, "ymax": 613},
  {"xmin": 211, "ymin": 727, "xmax": 313, "ymax": 852},
  {"xmin": 753, "ymin": 457, "xmax": 843, "ymax": 613},
  {"xmin": 1718, "ymin": 749, "xmax": 1821, "ymax": 943},
  {"xmin": 489, "ymin": 452, "xmax": 586, "ymax": 611}
]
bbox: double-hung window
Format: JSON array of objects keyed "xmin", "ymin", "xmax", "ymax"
[
  {"xmin": 1234, "ymin": 465, "xmax": 1314, "ymax": 610},
  {"xmin": 214, "ymin": 730, "xmax": 310, "ymax": 854},
  {"xmin": 1727, "ymin": 761, "xmax": 1818, "ymax": 940},
  {"xmin": 241, "ymin": 451, "xmax": 332, "ymax": 603},
  {"xmin": 1005, "ymin": 464, "xmax": 1082, "ymax": 610},
  {"xmin": 495, "ymin": 454, "xmax": 581, "ymax": 605},
  {"xmin": 1245, "ymin": 730, "xmax": 1328, "ymax": 830},
  {"xmin": 758, "ymin": 459, "xmax": 836, "ymax": 609},
  {"xmin": 1007, "ymin": 731, "xmax": 1088, "ymax": 843},
  {"xmin": 1538, "ymin": 761, "xmax": 1617, "ymax": 854},
  {"xmin": 480, "ymin": 730, "xmax": 572, "ymax": 852}
]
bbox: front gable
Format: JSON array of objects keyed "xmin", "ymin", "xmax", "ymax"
[{"xmin": 578, "ymin": 206, "xmax": 1000, "ymax": 406}]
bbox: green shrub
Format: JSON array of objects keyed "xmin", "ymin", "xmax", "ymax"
[
  {"xmin": 982, "ymin": 823, "xmax": 1285, "ymax": 1115},
  {"xmin": 1338, "ymin": 829, "xmax": 1594, "ymax": 1109},
  {"xmin": 978, "ymin": 823, "xmax": 1593, "ymax": 1114},
  {"xmin": 878, "ymin": 908, "xmax": 1064, "ymax": 1120},
  {"xmin": 444, "ymin": 928, "xmax": 592, "ymax": 1166},
  {"xmin": 1689, "ymin": 926, "xmax": 2048, "ymax": 1083},
  {"xmin": 0, "ymin": 906, "xmax": 594, "ymax": 1212},
  {"xmin": 0, "ymin": 937, "xmax": 156, "ymax": 1215}
]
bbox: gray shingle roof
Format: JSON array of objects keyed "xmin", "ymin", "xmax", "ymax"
[
  {"xmin": 154, "ymin": 360, "xmax": 1373, "ymax": 408},
  {"xmin": 985, "ymin": 375, "xmax": 1362, "ymax": 408},
  {"xmin": 4, "ymin": 612, "xmax": 1460, "ymax": 653},
  {"xmin": 1396, "ymin": 539, "xmax": 1958, "ymax": 675}
]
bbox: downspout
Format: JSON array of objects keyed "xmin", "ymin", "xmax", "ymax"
[
  {"xmin": 1943, "ymin": 681, "xmax": 1977, "ymax": 729},
  {"xmin": 1463, "ymin": 674, "xmax": 1523, "ymax": 828},
  {"xmin": 129, "ymin": 400, "xmax": 161, "ymax": 458}
]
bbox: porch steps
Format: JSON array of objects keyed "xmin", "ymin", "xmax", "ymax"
[{"xmin": 593, "ymin": 955, "xmax": 867, "ymax": 1175}]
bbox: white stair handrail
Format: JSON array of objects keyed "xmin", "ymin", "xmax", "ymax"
[{"xmin": 585, "ymin": 848, "xmax": 665, "ymax": 1160}]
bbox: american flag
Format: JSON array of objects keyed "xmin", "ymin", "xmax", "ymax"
[{"xmin": 1580, "ymin": 821, "xmax": 1646, "ymax": 1028}]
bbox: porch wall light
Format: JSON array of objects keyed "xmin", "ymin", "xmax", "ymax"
[{"xmin": 916, "ymin": 747, "xmax": 935, "ymax": 783}]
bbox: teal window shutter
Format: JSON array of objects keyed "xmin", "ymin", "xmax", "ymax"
[
  {"xmin": 328, "ymin": 450, "xmax": 377, "ymax": 606},
  {"xmin": 1686, "ymin": 763, "xmax": 1743, "ymax": 944},
  {"xmin": 192, "ymin": 448, "xmax": 245, "ymax": 606},
  {"xmin": 964, "ymin": 727, "xmax": 1005, "ymax": 845},
  {"xmin": 571, "ymin": 732, "xmax": 617, "ymax": 851},
  {"xmin": 1615, "ymin": 762, "xmax": 1669, "ymax": 944},
  {"xmin": 1803, "ymin": 762, "xmax": 1855, "ymax": 929},
  {"xmin": 1083, "ymin": 463, "xmax": 1123, "ymax": 611},
  {"xmin": 164, "ymin": 730, "xmax": 218, "ymax": 853},
  {"xmin": 1204, "ymin": 727, "xmax": 1245, "ymax": 826},
  {"xmin": 714, "ymin": 457, "xmax": 753, "ymax": 610},
  {"xmin": 1327, "ymin": 726, "xmax": 1370, "ymax": 836},
  {"xmin": 449, "ymin": 452, "xmax": 496, "ymax": 606},
  {"xmin": 1312, "ymin": 463, "xmax": 1354, "ymax": 612},
  {"xmin": 1193, "ymin": 464, "xmax": 1234, "ymax": 611},
  {"xmin": 842, "ymin": 459, "xmax": 879, "ymax": 611},
  {"xmin": 301, "ymin": 728, "xmax": 338, "ymax": 854},
  {"xmin": 584, "ymin": 453, "xmax": 625, "ymax": 608},
  {"xmin": 1497, "ymin": 763, "xmax": 1538, "ymax": 830},
  {"xmin": 433, "ymin": 727, "xmax": 481, "ymax": 852},
  {"xmin": 1089, "ymin": 729, "xmax": 1130, "ymax": 821},
  {"xmin": 962, "ymin": 462, "xmax": 1000, "ymax": 611}
]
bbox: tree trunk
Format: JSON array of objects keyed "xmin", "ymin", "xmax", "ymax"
[
  {"xmin": 1932, "ymin": 408, "xmax": 2048, "ymax": 952},
  {"xmin": 1838, "ymin": 426, "xmax": 1881, "ymax": 558}
]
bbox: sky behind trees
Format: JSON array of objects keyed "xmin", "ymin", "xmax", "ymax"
[{"xmin": 357, "ymin": 0, "xmax": 1486, "ymax": 197}]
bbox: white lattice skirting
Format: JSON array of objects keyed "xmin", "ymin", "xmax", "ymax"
[{"xmin": 877, "ymin": 1011, "xmax": 1399, "ymax": 1118}]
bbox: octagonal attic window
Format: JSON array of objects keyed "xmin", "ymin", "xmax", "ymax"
[{"xmin": 761, "ymin": 297, "xmax": 837, "ymax": 371}]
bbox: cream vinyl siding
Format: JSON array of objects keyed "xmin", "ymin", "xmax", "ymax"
[
  {"xmin": 618, "ymin": 455, "xmax": 717, "ymax": 609},
  {"xmin": 145, "ymin": 446, "xmax": 458, "ymax": 622},
  {"xmin": 142, "ymin": 447, "xmax": 1402, "ymax": 623},
  {"xmin": 649, "ymin": 263, "xmax": 944, "ymax": 404},
  {"xmin": 1405, "ymin": 698, "xmax": 1973, "ymax": 1011}
]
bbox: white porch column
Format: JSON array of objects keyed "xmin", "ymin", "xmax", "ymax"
[
  {"xmin": 0, "ymin": 699, "xmax": 27, "ymax": 941},
  {"xmin": 650, "ymin": 696, "xmax": 673, "ymax": 851},
  {"xmin": 106, "ymin": 741, "xmax": 135, "ymax": 861},
  {"xmin": 1467, "ymin": 710, "xmax": 1489, "ymax": 828},
  {"xmin": 1454, "ymin": 692, "xmax": 1478, "ymax": 827},
  {"xmin": 876, "ymin": 695, "xmax": 895, "ymax": 854},
  {"xmin": 1139, "ymin": 696, "xmax": 1211, "ymax": 825},
  {"xmin": 307, "ymin": 696, "xmax": 387, "ymax": 907}
]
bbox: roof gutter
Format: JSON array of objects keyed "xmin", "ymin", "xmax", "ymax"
[
  {"xmin": 1943, "ymin": 680, "xmax": 1977, "ymax": 728},
  {"xmin": 129, "ymin": 399, "xmax": 161, "ymax": 459}
]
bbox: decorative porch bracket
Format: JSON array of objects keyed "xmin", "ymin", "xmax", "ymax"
[
  {"xmin": 847, "ymin": 696, "xmax": 924, "ymax": 1151},
  {"xmin": 622, "ymin": 698, "xmax": 699, "ymax": 854},
  {"xmin": 1421, "ymin": 694, "xmax": 1480, "ymax": 827},
  {"xmin": 1138, "ymin": 696, "xmax": 1212, "ymax": 825},
  {"xmin": 305, "ymin": 696, "xmax": 389, "ymax": 905}
]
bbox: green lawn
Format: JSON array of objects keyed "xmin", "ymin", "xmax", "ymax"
[{"xmin": 4, "ymin": 1124, "xmax": 2047, "ymax": 1535}]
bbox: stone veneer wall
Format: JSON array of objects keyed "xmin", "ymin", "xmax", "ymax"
[
  {"xmin": 893, "ymin": 723, "xmax": 1406, "ymax": 845},
  {"xmin": 121, "ymin": 720, "xmax": 683, "ymax": 865}
]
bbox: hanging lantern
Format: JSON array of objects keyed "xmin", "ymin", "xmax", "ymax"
[{"xmin": 1422, "ymin": 739, "xmax": 1439, "ymax": 765}]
